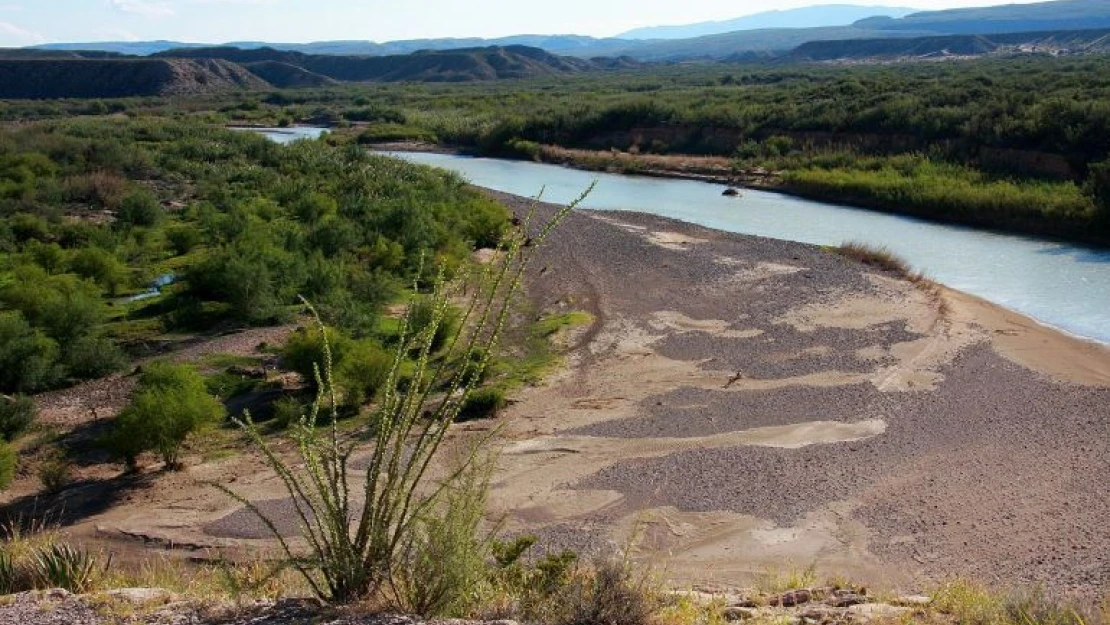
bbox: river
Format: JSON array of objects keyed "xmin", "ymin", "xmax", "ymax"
[{"xmin": 385, "ymin": 151, "xmax": 1110, "ymax": 345}]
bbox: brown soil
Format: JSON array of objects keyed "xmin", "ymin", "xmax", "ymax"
[{"xmin": 7, "ymin": 191, "xmax": 1110, "ymax": 602}]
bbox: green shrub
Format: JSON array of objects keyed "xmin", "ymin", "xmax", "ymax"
[
  {"xmin": 63, "ymin": 334, "xmax": 126, "ymax": 379},
  {"xmin": 116, "ymin": 189, "xmax": 162, "ymax": 228},
  {"xmin": 336, "ymin": 339, "xmax": 393, "ymax": 408},
  {"xmin": 0, "ymin": 551, "xmax": 16, "ymax": 594},
  {"xmin": 409, "ymin": 298, "xmax": 459, "ymax": 354},
  {"xmin": 457, "ymin": 387, "xmax": 506, "ymax": 422},
  {"xmin": 68, "ymin": 247, "xmax": 128, "ymax": 295},
  {"xmin": 394, "ymin": 459, "xmax": 492, "ymax": 616},
  {"xmin": 165, "ymin": 223, "xmax": 203, "ymax": 255},
  {"xmin": 103, "ymin": 362, "xmax": 225, "ymax": 471},
  {"xmin": 280, "ymin": 325, "xmax": 352, "ymax": 390},
  {"xmin": 0, "ymin": 313, "xmax": 62, "ymax": 393},
  {"xmin": 0, "ymin": 443, "xmax": 16, "ymax": 490},
  {"xmin": 0, "ymin": 395, "xmax": 36, "ymax": 442},
  {"xmin": 38, "ymin": 452, "xmax": 72, "ymax": 493},
  {"xmin": 270, "ymin": 395, "xmax": 308, "ymax": 429}
]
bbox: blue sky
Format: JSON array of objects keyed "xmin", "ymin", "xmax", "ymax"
[{"xmin": 0, "ymin": 0, "xmax": 1048, "ymax": 47}]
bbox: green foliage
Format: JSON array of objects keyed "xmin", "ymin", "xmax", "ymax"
[
  {"xmin": 335, "ymin": 339, "xmax": 393, "ymax": 408},
  {"xmin": 0, "ymin": 313, "xmax": 62, "ymax": 393},
  {"xmin": 165, "ymin": 223, "xmax": 204, "ymax": 254},
  {"xmin": 63, "ymin": 334, "xmax": 126, "ymax": 379},
  {"xmin": 116, "ymin": 189, "xmax": 162, "ymax": 228},
  {"xmin": 457, "ymin": 387, "xmax": 506, "ymax": 422},
  {"xmin": 32, "ymin": 543, "xmax": 106, "ymax": 594},
  {"xmin": 783, "ymin": 155, "xmax": 1096, "ymax": 238},
  {"xmin": 394, "ymin": 459, "xmax": 493, "ymax": 616},
  {"xmin": 68, "ymin": 247, "xmax": 129, "ymax": 295},
  {"xmin": 38, "ymin": 451, "xmax": 72, "ymax": 493},
  {"xmin": 103, "ymin": 362, "xmax": 225, "ymax": 471},
  {"xmin": 0, "ymin": 550, "xmax": 15, "ymax": 595},
  {"xmin": 0, "ymin": 395, "xmax": 36, "ymax": 442},
  {"xmin": 0, "ymin": 443, "xmax": 16, "ymax": 491},
  {"xmin": 1085, "ymin": 159, "xmax": 1110, "ymax": 222},
  {"xmin": 216, "ymin": 188, "xmax": 583, "ymax": 604},
  {"xmin": 280, "ymin": 325, "xmax": 352, "ymax": 389}
]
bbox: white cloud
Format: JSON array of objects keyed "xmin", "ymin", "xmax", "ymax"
[
  {"xmin": 0, "ymin": 20, "xmax": 45, "ymax": 45},
  {"xmin": 108, "ymin": 0, "xmax": 175, "ymax": 17}
]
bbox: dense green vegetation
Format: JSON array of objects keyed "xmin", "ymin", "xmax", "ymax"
[
  {"xmin": 9, "ymin": 56, "xmax": 1098, "ymax": 241},
  {"xmin": 0, "ymin": 118, "xmax": 509, "ymax": 395}
]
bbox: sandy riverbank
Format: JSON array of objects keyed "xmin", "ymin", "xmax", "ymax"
[
  {"xmin": 15, "ymin": 188, "xmax": 1110, "ymax": 601},
  {"xmin": 480, "ymin": 190, "xmax": 1110, "ymax": 598}
]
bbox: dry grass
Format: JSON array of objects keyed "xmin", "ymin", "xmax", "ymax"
[{"xmin": 835, "ymin": 242, "xmax": 949, "ymax": 318}]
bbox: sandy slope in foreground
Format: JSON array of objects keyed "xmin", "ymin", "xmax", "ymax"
[{"xmin": 16, "ymin": 190, "xmax": 1109, "ymax": 599}]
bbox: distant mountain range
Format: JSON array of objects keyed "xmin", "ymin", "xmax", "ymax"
[
  {"xmin": 788, "ymin": 27, "xmax": 1110, "ymax": 61},
  {"xmin": 27, "ymin": 0, "xmax": 1110, "ymax": 62},
  {"xmin": 616, "ymin": 5, "xmax": 919, "ymax": 40}
]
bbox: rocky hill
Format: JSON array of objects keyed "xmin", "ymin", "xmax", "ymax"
[
  {"xmin": 158, "ymin": 45, "xmax": 641, "ymax": 82},
  {"xmin": 0, "ymin": 45, "xmax": 639, "ymax": 99},
  {"xmin": 0, "ymin": 58, "xmax": 268, "ymax": 99},
  {"xmin": 788, "ymin": 27, "xmax": 1110, "ymax": 61}
]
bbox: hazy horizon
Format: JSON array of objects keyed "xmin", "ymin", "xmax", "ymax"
[{"xmin": 0, "ymin": 0, "xmax": 1058, "ymax": 47}]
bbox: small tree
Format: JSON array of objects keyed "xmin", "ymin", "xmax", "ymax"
[{"xmin": 104, "ymin": 363, "xmax": 224, "ymax": 471}]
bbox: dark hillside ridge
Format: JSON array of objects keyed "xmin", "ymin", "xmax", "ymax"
[
  {"xmin": 242, "ymin": 61, "xmax": 336, "ymax": 88},
  {"xmin": 32, "ymin": 34, "xmax": 632, "ymax": 58},
  {"xmin": 157, "ymin": 45, "xmax": 642, "ymax": 82},
  {"xmin": 789, "ymin": 27, "xmax": 1110, "ymax": 61},
  {"xmin": 0, "ymin": 46, "xmax": 640, "ymax": 99},
  {"xmin": 0, "ymin": 58, "xmax": 268, "ymax": 99}
]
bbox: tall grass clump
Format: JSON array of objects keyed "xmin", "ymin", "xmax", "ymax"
[
  {"xmin": 835, "ymin": 242, "xmax": 914, "ymax": 278},
  {"xmin": 214, "ymin": 185, "xmax": 592, "ymax": 603}
]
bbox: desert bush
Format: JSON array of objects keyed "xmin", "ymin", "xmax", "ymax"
[
  {"xmin": 335, "ymin": 339, "xmax": 393, "ymax": 408},
  {"xmin": 103, "ymin": 362, "xmax": 225, "ymax": 471},
  {"xmin": 457, "ymin": 387, "xmax": 506, "ymax": 422},
  {"xmin": 408, "ymin": 297, "xmax": 460, "ymax": 354},
  {"xmin": 0, "ymin": 443, "xmax": 16, "ymax": 491},
  {"xmin": 216, "ymin": 186, "xmax": 588, "ymax": 603},
  {"xmin": 115, "ymin": 189, "xmax": 162, "ymax": 228},
  {"xmin": 68, "ymin": 247, "xmax": 128, "ymax": 295},
  {"xmin": 393, "ymin": 457, "xmax": 493, "ymax": 616},
  {"xmin": 0, "ymin": 395, "xmax": 36, "ymax": 442},
  {"xmin": 559, "ymin": 555, "xmax": 659, "ymax": 625},
  {"xmin": 63, "ymin": 334, "xmax": 127, "ymax": 379},
  {"xmin": 0, "ymin": 551, "xmax": 15, "ymax": 594},
  {"xmin": 39, "ymin": 452, "xmax": 73, "ymax": 493},
  {"xmin": 280, "ymin": 325, "xmax": 353, "ymax": 389},
  {"xmin": 165, "ymin": 223, "xmax": 203, "ymax": 254},
  {"xmin": 270, "ymin": 395, "xmax": 308, "ymax": 429},
  {"xmin": 0, "ymin": 313, "xmax": 62, "ymax": 393}
]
